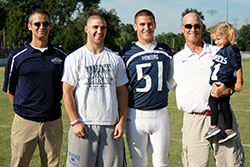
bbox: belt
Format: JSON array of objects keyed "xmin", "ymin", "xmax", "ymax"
[{"xmin": 193, "ymin": 111, "xmax": 211, "ymax": 116}]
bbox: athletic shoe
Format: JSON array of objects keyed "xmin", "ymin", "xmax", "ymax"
[
  {"xmin": 204, "ymin": 127, "xmax": 221, "ymax": 139},
  {"xmin": 218, "ymin": 131, "xmax": 237, "ymax": 144}
]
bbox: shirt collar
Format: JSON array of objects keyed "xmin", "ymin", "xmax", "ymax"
[
  {"xmin": 201, "ymin": 41, "xmax": 214, "ymax": 56},
  {"xmin": 136, "ymin": 40, "xmax": 158, "ymax": 51},
  {"xmin": 182, "ymin": 41, "xmax": 213, "ymax": 60},
  {"xmin": 25, "ymin": 42, "xmax": 52, "ymax": 54}
]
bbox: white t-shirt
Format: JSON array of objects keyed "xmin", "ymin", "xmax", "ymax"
[
  {"xmin": 32, "ymin": 46, "xmax": 48, "ymax": 52},
  {"xmin": 168, "ymin": 42, "xmax": 219, "ymax": 113},
  {"xmin": 62, "ymin": 46, "xmax": 128, "ymax": 125}
]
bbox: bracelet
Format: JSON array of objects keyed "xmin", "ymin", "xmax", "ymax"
[
  {"xmin": 71, "ymin": 119, "xmax": 79, "ymax": 124},
  {"xmin": 71, "ymin": 119, "xmax": 81, "ymax": 127}
]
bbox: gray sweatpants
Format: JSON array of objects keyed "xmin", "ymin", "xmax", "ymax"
[{"xmin": 66, "ymin": 125, "xmax": 124, "ymax": 167}]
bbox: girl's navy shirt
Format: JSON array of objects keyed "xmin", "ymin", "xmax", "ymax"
[{"xmin": 209, "ymin": 44, "xmax": 241, "ymax": 88}]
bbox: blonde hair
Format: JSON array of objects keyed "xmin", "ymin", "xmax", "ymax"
[{"xmin": 211, "ymin": 22, "xmax": 237, "ymax": 44}]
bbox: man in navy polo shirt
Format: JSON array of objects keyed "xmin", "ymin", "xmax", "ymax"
[{"xmin": 2, "ymin": 8, "xmax": 67, "ymax": 167}]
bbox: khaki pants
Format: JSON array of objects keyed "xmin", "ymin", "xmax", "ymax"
[
  {"xmin": 10, "ymin": 114, "xmax": 63, "ymax": 167},
  {"xmin": 182, "ymin": 112, "xmax": 245, "ymax": 167}
]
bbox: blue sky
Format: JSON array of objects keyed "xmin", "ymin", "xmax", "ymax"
[{"xmin": 100, "ymin": 0, "xmax": 250, "ymax": 34}]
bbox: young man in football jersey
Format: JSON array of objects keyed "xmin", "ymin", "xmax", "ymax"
[
  {"xmin": 62, "ymin": 14, "xmax": 129, "ymax": 167},
  {"xmin": 119, "ymin": 9, "xmax": 174, "ymax": 167},
  {"xmin": 168, "ymin": 12, "xmax": 245, "ymax": 167}
]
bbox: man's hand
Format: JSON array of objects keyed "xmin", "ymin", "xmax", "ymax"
[
  {"xmin": 113, "ymin": 122, "xmax": 124, "ymax": 140},
  {"xmin": 72, "ymin": 123, "xmax": 88, "ymax": 138},
  {"xmin": 211, "ymin": 82, "xmax": 231, "ymax": 98},
  {"xmin": 234, "ymin": 82, "xmax": 242, "ymax": 92}
]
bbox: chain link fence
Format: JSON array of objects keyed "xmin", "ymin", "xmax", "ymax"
[
  {"xmin": 1, "ymin": 47, "xmax": 249, "ymax": 66},
  {"xmin": 0, "ymin": 46, "xmax": 19, "ymax": 65}
]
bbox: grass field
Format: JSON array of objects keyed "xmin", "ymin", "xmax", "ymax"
[{"xmin": 0, "ymin": 59, "xmax": 249, "ymax": 167}]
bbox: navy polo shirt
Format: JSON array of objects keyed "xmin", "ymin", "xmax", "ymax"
[{"xmin": 3, "ymin": 43, "xmax": 67, "ymax": 122}]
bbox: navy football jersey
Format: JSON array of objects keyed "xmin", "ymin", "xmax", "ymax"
[
  {"xmin": 119, "ymin": 41, "xmax": 174, "ymax": 110},
  {"xmin": 210, "ymin": 44, "xmax": 241, "ymax": 88}
]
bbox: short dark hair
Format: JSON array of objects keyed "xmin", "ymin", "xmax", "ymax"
[
  {"xmin": 28, "ymin": 8, "xmax": 50, "ymax": 24},
  {"xmin": 87, "ymin": 13, "xmax": 106, "ymax": 24},
  {"xmin": 134, "ymin": 9, "xmax": 155, "ymax": 23}
]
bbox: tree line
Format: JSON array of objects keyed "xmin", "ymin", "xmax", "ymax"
[{"xmin": 0, "ymin": 1, "xmax": 250, "ymax": 54}]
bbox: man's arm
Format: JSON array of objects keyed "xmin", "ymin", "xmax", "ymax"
[
  {"xmin": 211, "ymin": 82, "xmax": 231, "ymax": 98},
  {"xmin": 7, "ymin": 92, "xmax": 14, "ymax": 104},
  {"xmin": 234, "ymin": 68, "xmax": 243, "ymax": 92},
  {"xmin": 63, "ymin": 82, "xmax": 88, "ymax": 137},
  {"xmin": 113, "ymin": 84, "xmax": 128, "ymax": 140},
  {"xmin": 167, "ymin": 59, "xmax": 176, "ymax": 91}
]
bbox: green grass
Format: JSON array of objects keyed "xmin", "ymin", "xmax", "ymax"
[{"xmin": 0, "ymin": 59, "xmax": 250, "ymax": 166}]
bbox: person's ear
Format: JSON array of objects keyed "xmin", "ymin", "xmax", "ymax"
[
  {"xmin": 84, "ymin": 25, "xmax": 88, "ymax": 34},
  {"xmin": 28, "ymin": 23, "xmax": 32, "ymax": 31},
  {"xmin": 133, "ymin": 23, "xmax": 137, "ymax": 32},
  {"xmin": 201, "ymin": 24, "xmax": 206, "ymax": 31},
  {"xmin": 181, "ymin": 25, "xmax": 185, "ymax": 33}
]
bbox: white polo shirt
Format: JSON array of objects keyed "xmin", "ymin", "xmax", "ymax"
[{"xmin": 168, "ymin": 42, "xmax": 219, "ymax": 113}]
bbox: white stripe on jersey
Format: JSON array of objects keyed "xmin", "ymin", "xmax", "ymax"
[
  {"xmin": 126, "ymin": 50, "xmax": 172, "ymax": 67},
  {"xmin": 7, "ymin": 49, "xmax": 28, "ymax": 92}
]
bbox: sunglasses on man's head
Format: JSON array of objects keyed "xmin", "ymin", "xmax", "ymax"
[
  {"xmin": 33, "ymin": 22, "xmax": 50, "ymax": 27},
  {"xmin": 184, "ymin": 24, "xmax": 201, "ymax": 29}
]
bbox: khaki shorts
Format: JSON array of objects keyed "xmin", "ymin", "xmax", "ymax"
[
  {"xmin": 10, "ymin": 114, "xmax": 63, "ymax": 167},
  {"xmin": 182, "ymin": 111, "xmax": 245, "ymax": 167}
]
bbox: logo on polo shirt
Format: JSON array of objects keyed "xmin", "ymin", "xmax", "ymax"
[{"xmin": 51, "ymin": 57, "xmax": 63, "ymax": 64}]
